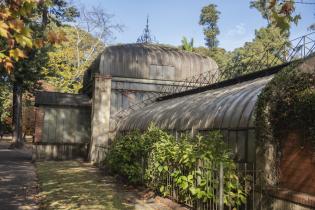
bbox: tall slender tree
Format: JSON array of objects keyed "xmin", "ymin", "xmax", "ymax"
[{"xmin": 199, "ymin": 4, "xmax": 220, "ymax": 49}]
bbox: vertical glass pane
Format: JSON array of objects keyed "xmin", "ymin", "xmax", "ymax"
[
  {"xmin": 237, "ymin": 131, "xmax": 247, "ymax": 162},
  {"xmin": 228, "ymin": 131, "xmax": 237, "ymax": 160},
  {"xmin": 247, "ymin": 129, "xmax": 256, "ymax": 163}
]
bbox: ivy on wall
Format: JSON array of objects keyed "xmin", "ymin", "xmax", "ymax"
[
  {"xmin": 255, "ymin": 62, "xmax": 315, "ymax": 185},
  {"xmin": 104, "ymin": 124, "xmax": 249, "ymax": 207}
]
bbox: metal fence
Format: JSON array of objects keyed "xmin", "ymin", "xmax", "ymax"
[{"xmin": 144, "ymin": 161, "xmax": 262, "ymax": 210}]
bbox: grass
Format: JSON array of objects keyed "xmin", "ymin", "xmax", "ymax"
[{"xmin": 36, "ymin": 161, "xmax": 134, "ymax": 210}]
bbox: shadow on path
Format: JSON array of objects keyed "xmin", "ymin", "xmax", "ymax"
[{"xmin": 0, "ymin": 141, "xmax": 38, "ymax": 210}]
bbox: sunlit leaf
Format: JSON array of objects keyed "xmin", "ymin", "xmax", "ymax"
[
  {"xmin": 34, "ymin": 39, "xmax": 44, "ymax": 48},
  {"xmin": 4, "ymin": 59, "xmax": 14, "ymax": 73},
  {"xmin": 269, "ymin": 0, "xmax": 276, "ymax": 9},
  {"xmin": 280, "ymin": 2, "xmax": 294, "ymax": 15},
  {"xmin": 0, "ymin": 8, "xmax": 11, "ymax": 19},
  {"xmin": 9, "ymin": 48, "xmax": 27, "ymax": 61},
  {"xmin": 15, "ymin": 34, "xmax": 33, "ymax": 48},
  {"xmin": 7, "ymin": 38, "xmax": 15, "ymax": 49},
  {"xmin": 8, "ymin": 19, "xmax": 24, "ymax": 33},
  {"xmin": 0, "ymin": 21, "xmax": 9, "ymax": 38}
]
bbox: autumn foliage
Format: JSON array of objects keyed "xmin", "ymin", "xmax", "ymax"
[{"xmin": 0, "ymin": 0, "xmax": 67, "ymax": 73}]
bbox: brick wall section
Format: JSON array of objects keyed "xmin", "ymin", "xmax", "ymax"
[
  {"xmin": 279, "ymin": 130, "xmax": 315, "ymax": 195},
  {"xmin": 34, "ymin": 107, "xmax": 44, "ymax": 143}
]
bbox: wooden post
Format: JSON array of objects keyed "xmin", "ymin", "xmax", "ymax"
[{"xmin": 219, "ymin": 162, "xmax": 224, "ymax": 210}]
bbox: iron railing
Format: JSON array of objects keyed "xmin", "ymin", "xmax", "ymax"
[
  {"xmin": 111, "ymin": 32, "xmax": 315, "ymax": 124},
  {"xmin": 142, "ymin": 161, "xmax": 262, "ymax": 210}
]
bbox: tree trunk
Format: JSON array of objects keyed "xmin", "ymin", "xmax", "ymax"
[
  {"xmin": 42, "ymin": 5, "xmax": 49, "ymax": 28},
  {"xmin": 12, "ymin": 82, "xmax": 23, "ymax": 148},
  {"xmin": 0, "ymin": 118, "xmax": 3, "ymax": 140}
]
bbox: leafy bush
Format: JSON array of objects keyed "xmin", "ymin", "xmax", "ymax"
[
  {"xmin": 146, "ymin": 131, "xmax": 248, "ymax": 207},
  {"xmin": 257, "ymin": 65, "xmax": 315, "ymax": 133},
  {"xmin": 105, "ymin": 124, "xmax": 248, "ymax": 207},
  {"xmin": 104, "ymin": 124, "xmax": 164, "ymax": 184},
  {"xmin": 104, "ymin": 130, "xmax": 144, "ymax": 184}
]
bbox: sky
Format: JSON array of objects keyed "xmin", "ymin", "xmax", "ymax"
[{"xmin": 78, "ymin": 0, "xmax": 315, "ymax": 51}]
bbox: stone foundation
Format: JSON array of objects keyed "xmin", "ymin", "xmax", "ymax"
[{"xmin": 33, "ymin": 143, "xmax": 88, "ymax": 160}]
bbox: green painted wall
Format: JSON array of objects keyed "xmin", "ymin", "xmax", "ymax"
[{"xmin": 41, "ymin": 107, "xmax": 91, "ymax": 143}]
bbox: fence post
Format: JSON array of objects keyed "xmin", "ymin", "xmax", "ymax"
[{"xmin": 219, "ymin": 162, "xmax": 224, "ymax": 210}]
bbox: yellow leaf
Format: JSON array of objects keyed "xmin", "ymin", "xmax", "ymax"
[
  {"xmin": 269, "ymin": 0, "xmax": 277, "ymax": 9},
  {"xmin": 20, "ymin": 27, "xmax": 33, "ymax": 37},
  {"xmin": 47, "ymin": 31, "xmax": 58, "ymax": 44},
  {"xmin": 34, "ymin": 39, "xmax": 44, "ymax": 48},
  {"xmin": 9, "ymin": 48, "xmax": 27, "ymax": 61},
  {"xmin": 0, "ymin": 21, "xmax": 9, "ymax": 38},
  {"xmin": 9, "ymin": 19, "xmax": 24, "ymax": 33},
  {"xmin": 0, "ymin": 8, "xmax": 11, "ymax": 19},
  {"xmin": 3, "ymin": 59, "xmax": 14, "ymax": 73},
  {"xmin": 24, "ymin": 36, "xmax": 33, "ymax": 48},
  {"xmin": 7, "ymin": 38, "xmax": 15, "ymax": 49},
  {"xmin": 0, "ymin": 52, "xmax": 6, "ymax": 59},
  {"xmin": 14, "ymin": 34, "xmax": 33, "ymax": 48}
]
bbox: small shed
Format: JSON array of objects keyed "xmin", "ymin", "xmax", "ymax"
[{"xmin": 34, "ymin": 92, "xmax": 91, "ymax": 160}]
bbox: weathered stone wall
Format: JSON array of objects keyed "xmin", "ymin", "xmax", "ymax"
[{"xmin": 89, "ymin": 75, "xmax": 112, "ymax": 163}]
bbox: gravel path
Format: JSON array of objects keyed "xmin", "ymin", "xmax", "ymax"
[{"xmin": 0, "ymin": 141, "xmax": 39, "ymax": 210}]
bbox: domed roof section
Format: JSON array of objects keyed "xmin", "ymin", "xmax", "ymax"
[{"xmin": 96, "ymin": 43, "xmax": 218, "ymax": 81}]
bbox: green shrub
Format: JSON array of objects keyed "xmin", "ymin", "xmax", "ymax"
[
  {"xmin": 105, "ymin": 124, "xmax": 248, "ymax": 207},
  {"xmin": 146, "ymin": 131, "xmax": 247, "ymax": 207},
  {"xmin": 104, "ymin": 124, "xmax": 164, "ymax": 184},
  {"xmin": 104, "ymin": 130, "xmax": 144, "ymax": 184}
]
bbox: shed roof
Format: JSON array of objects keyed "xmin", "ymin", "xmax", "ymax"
[
  {"xmin": 118, "ymin": 75, "xmax": 273, "ymax": 131},
  {"xmin": 35, "ymin": 92, "xmax": 91, "ymax": 107}
]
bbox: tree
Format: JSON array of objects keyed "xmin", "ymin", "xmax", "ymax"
[
  {"xmin": 199, "ymin": 4, "xmax": 220, "ymax": 49},
  {"xmin": 0, "ymin": 0, "xmax": 78, "ymax": 148},
  {"xmin": 181, "ymin": 36, "xmax": 194, "ymax": 52},
  {"xmin": 250, "ymin": 0, "xmax": 300, "ymax": 33},
  {"xmin": 44, "ymin": 6, "xmax": 122, "ymax": 93},
  {"xmin": 208, "ymin": 47, "xmax": 232, "ymax": 70},
  {"xmin": 0, "ymin": 0, "xmax": 36, "ymax": 72},
  {"xmin": 250, "ymin": 0, "xmax": 270, "ymax": 24},
  {"xmin": 40, "ymin": 0, "xmax": 79, "ymax": 27},
  {"xmin": 0, "ymin": 79, "xmax": 12, "ymax": 135},
  {"xmin": 194, "ymin": 46, "xmax": 231, "ymax": 70},
  {"xmin": 222, "ymin": 26, "xmax": 289, "ymax": 79},
  {"xmin": 309, "ymin": 13, "xmax": 315, "ymax": 31},
  {"xmin": 43, "ymin": 26, "xmax": 104, "ymax": 93}
]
